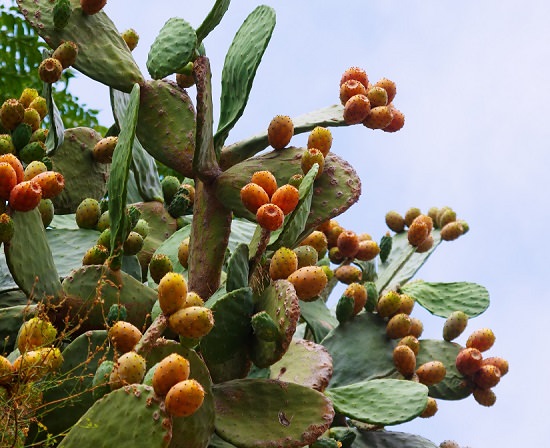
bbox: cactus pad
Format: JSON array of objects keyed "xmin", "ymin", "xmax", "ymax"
[
  {"xmin": 353, "ymin": 430, "xmax": 438, "ymax": 448},
  {"xmin": 298, "ymin": 299, "xmax": 338, "ymax": 343},
  {"xmin": 213, "ymin": 378, "xmax": 334, "ymax": 448},
  {"xmin": 225, "ymin": 243, "xmax": 249, "ymax": 292}
]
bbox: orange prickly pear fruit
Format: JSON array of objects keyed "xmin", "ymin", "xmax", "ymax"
[
  {"xmin": 299, "ymin": 230, "xmax": 328, "ymax": 259},
  {"xmin": 374, "ymin": 77, "xmax": 397, "ymax": 103},
  {"xmin": 466, "ymin": 328, "xmax": 495, "ymax": 352},
  {"xmin": 152, "ymin": 353, "xmax": 190, "ymax": 396},
  {"xmin": 165, "ymin": 379, "xmax": 205, "ymax": 417},
  {"xmin": 38, "ymin": 58, "xmax": 63, "ymax": 84},
  {"xmin": 397, "ymin": 294, "xmax": 415, "ymax": 315},
  {"xmin": 240, "ymin": 182, "xmax": 270, "ymax": 214},
  {"xmin": 455, "ymin": 347, "xmax": 483, "ymax": 376},
  {"xmin": 267, "ymin": 115, "xmax": 294, "ymax": 150},
  {"xmin": 158, "ymin": 272, "xmax": 188, "ymax": 316},
  {"xmin": 416, "ymin": 361, "xmax": 446, "ymax": 386},
  {"xmin": 108, "ymin": 321, "xmax": 142, "ymax": 354},
  {"xmin": 386, "ymin": 313, "xmax": 412, "ymax": 339},
  {"xmin": 251, "ymin": 170, "xmax": 277, "ymax": 198},
  {"xmin": 336, "ymin": 230, "xmax": 359, "ymax": 258},
  {"xmin": 287, "ymin": 266, "xmax": 328, "ymax": 301},
  {"xmin": 93, "ymin": 136, "xmax": 118, "ymax": 164},
  {"xmin": 474, "ymin": 364, "xmax": 501, "ymax": 389},
  {"xmin": 393, "ymin": 344, "xmax": 416, "ymax": 378},
  {"xmin": 307, "ymin": 126, "xmax": 332, "ymax": 157},
  {"xmin": 168, "ymin": 306, "xmax": 214, "ymax": 339},
  {"xmin": 407, "ymin": 214, "xmax": 433, "ymax": 247},
  {"xmin": 0, "ymin": 153, "xmax": 24, "ymax": 183},
  {"xmin": 177, "ymin": 237, "xmax": 190, "ymax": 269},
  {"xmin": 9, "ymin": 180, "xmax": 42, "ymax": 212},
  {"xmin": 52, "ymin": 41, "xmax": 78, "ymax": 69},
  {"xmin": 334, "ymin": 265, "xmax": 362, "ymax": 284},
  {"xmin": 408, "ymin": 317, "xmax": 424, "ymax": 338},
  {"xmin": 473, "ymin": 387, "xmax": 497, "ymax": 407},
  {"xmin": 31, "ymin": 171, "xmax": 65, "ymax": 199},
  {"xmin": 397, "ymin": 335, "xmax": 420, "ymax": 356},
  {"xmin": 0, "ymin": 162, "xmax": 17, "ymax": 200},
  {"xmin": 183, "ymin": 291, "xmax": 204, "ymax": 308},
  {"xmin": 363, "ymin": 105, "xmax": 394, "ymax": 129},
  {"xmin": 343, "ymin": 94, "xmax": 371, "ymax": 125},
  {"xmin": 383, "ymin": 106, "xmax": 405, "ymax": 133},
  {"xmin": 343, "ymin": 282, "xmax": 367, "ymax": 315},
  {"xmin": 420, "ymin": 397, "xmax": 438, "ymax": 418},
  {"xmin": 339, "ymin": 80, "xmax": 368, "ymax": 105},
  {"xmin": 271, "ymin": 184, "xmax": 299, "ymax": 215},
  {"xmin": 482, "ymin": 357, "xmax": 509, "ymax": 376},
  {"xmin": 340, "ymin": 66, "xmax": 369, "ymax": 89},
  {"xmin": 301, "ymin": 148, "xmax": 324, "ymax": 179},
  {"xmin": 355, "ymin": 239, "xmax": 380, "ymax": 261},
  {"xmin": 269, "ymin": 247, "xmax": 298, "ymax": 280},
  {"xmin": 415, "ymin": 234, "xmax": 434, "ymax": 253},
  {"xmin": 256, "ymin": 203, "xmax": 284, "ymax": 231}
]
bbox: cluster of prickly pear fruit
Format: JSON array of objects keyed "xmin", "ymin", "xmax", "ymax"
[
  {"xmin": 39, "ymin": 41, "xmax": 78, "ymax": 84},
  {"xmin": 161, "ymin": 176, "xmax": 196, "ymax": 220}
]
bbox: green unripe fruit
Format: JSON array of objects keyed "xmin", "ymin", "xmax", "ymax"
[
  {"xmin": 379, "ymin": 233, "xmax": 392, "ymax": 263},
  {"xmin": 92, "ymin": 360, "xmax": 114, "ymax": 401},
  {"xmin": 0, "ymin": 213, "xmax": 15, "ymax": 243},
  {"xmin": 149, "ymin": 253, "xmax": 174, "ymax": 284},
  {"xmin": 438, "ymin": 208, "xmax": 457, "ymax": 228},
  {"xmin": 0, "ymin": 134, "xmax": 15, "ymax": 154},
  {"xmin": 328, "ymin": 427, "xmax": 357, "ymax": 448},
  {"xmin": 133, "ymin": 218, "xmax": 149, "ymax": 238},
  {"xmin": 76, "ymin": 198, "xmax": 101, "ymax": 229},
  {"xmin": 53, "ymin": 0, "xmax": 72, "ymax": 29},
  {"xmin": 293, "ymin": 245, "xmax": 318, "ymax": 268},
  {"xmin": 364, "ymin": 282, "xmax": 378, "ymax": 312},
  {"xmin": 19, "ymin": 141, "xmax": 46, "ymax": 164},
  {"xmin": 123, "ymin": 231, "xmax": 144, "ymax": 256},
  {"xmin": 251, "ymin": 311, "xmax": 280, "ymax": 341},
  {"xmin": 11, "ymin": 122, "xmax": 33, "ymax": 150},
  {"xmin": 404, "ymin": 207, "xmax": 422, "ymax": 227},
  {"xmin": 143, "ymin": 362, "xmax": 158, "ymax": 386},
  {"xmin": 82, "ymin": 244, "xmax": 109, "ymax": 265},
  {"xmin": 288, "ymin": 174, "xmax": 303, "ymax": 188},
  {"xmin": 366, "ymin": 86, "xmax": 388, "ymax": 107},
  {"xmin": 161, "ymin": 175, "xmax": 180, "ymax": 204},
  {"xmin": 106, "ymin": 303, "xmax": 127, "ymax": 326},
  {"xmin": 97, "ymin": 228, "xmax": 111, "ymax": 250},
  {"xmin": 30, "ymin": 128, "xmax": 48, "ymax": 144},
  {"xmin": 37, "ymin": 198, "xmax": 54, "ymax": 227},
  {"xmin": 320, "ymin": 265, "xmax": 333, "ymax": 282},
  {"xmin": 310, "ymin": 437, "xmax": 340, "ymax": 448},
  {"xmin": 23, "ymin": 107, "xmax": 41, "ymax": 131},
  {"xmin": 336, "ymin": 295, "xmax": 355, "ymax": 324},
  {"xmin": 96, "ymin": 210, "xmax": 110, "ymax": 232}
]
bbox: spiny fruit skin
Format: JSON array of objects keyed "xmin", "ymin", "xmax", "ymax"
[
  {"xmin": 19, "ymin": 88, "xmax": 39, "ymax": 108},
  {"xmin": 383, "ymin": 107, "xmax": 405, "ymax": 133},
  {"xmin": 337, "ymin": 230, "xmax": 359, "ymax": 258},
  {"xmin": 9, "ymin": 180, "xmax": 42, "ymax": 212},
  {"xmin": 183, "ymin": 291, "xmax": 204, "ymax": 308},
  {"xmin": 473, "ymin": 387, "xmax": 496, "ymax": 407},
  {"xmin": 39, "ymin": 58, "xmax": 63, "ymax": 84},
  {"xmin": 343, "ymin": 94, "xmax": 371, "ymax": 125},
  {"xmin": 267, "ymin": 115, "xmax": 294, "ymax": 150},
  {"xmin": 158, "ymin": 272, "xmax": 188, "ymax": 316},
  {"xmin": 152, "ymin": 353, "xmax": 190, "ymax": 396},
  {"xmin": 161, "ymin": 175, "xmax": 180, "ymax": 204},
  {"xmin": 53, "ymin": 0, "xmax": 72, "ymax": 29},
  {"xmin": 393, "ymin": 344, "xmax": 416, "ymax": 378},
  {"xmin": 165, "ymin": 379, "xmax": 205, "ymax": 417},
  {"xmin": 168, "ymin": 306, "xmax": 214, "ymax": 339},
  {"xmin": 287, "ymin": 266, "xmax": 328, "ymax": 301},
  {"xmin": 336, "ymin": 295, "xmax": 355, "ymax": 324},
  {"xmin": 473, "ymin": 364, "xmax": 501, "ymax": 389},
  {"xmin": 108, "ymin": 321, "xmax": 142, "ymax": 354},
  {"xmin": 23, "ymin": 108, "xmax": 41, "ymax": 131},
  {"xmin": 92, "ymin": 136, "xmax": 118, "ymax": 164},
  {"xmin": 19, "ymin": 141, "xmax": 46, "ymax": 164},
  {"xmin": 366, "ymin": 86, "xmax": 388, "ymax": 107},
  {"xmin": 344, "ymin": 282, "xmax": 368, "ymax": 315},
  {"xmin": 443, "ymin": 311, "xmax": 469, "ymax": 341},
  {"xmin": 438, "ymin": 208, "xmax": 457, "ymax": 228},
  {"xmin": 176, "ymin": 70, "xmax": 195, "ymax": 89},
  {"xmin": 300, "ymin": 230, "xmax": 328, "ymax": 259},
  {"xmin": 334, "ymin": 265, "xmax": 362, "ymax": 285},
  {"xmin": 420, "ymin": 397, "xmax": 438, "ymax": 418},
  {"xmin": 75, "ymin": 198, "xmax": 101, "ymax": 229},
  {"xmin": 377, "ymin": 291, "xmax": 402, "ymax": 318},
  {"xmin": 80, "ymin": 0, "xmax": 107, "ymax": 15},
  {"xmin": 251, "ymin": 170, "xmax": 277, "ymax": 198},
  {"xmin": 121, "ymin": 28, "xmax": 140, "ymax": 51},
  {"xmin": 24, "ymin": 160, "xmax": 47, "ymax": 181},
  {"xmin": 439, "ymin": 441, "xmax": 460, "ymax": 448},
  {"xmin": 415, "ymin": 234, "xmax": 434, "ymax": 253},
  {"xmin": 123, "ymin": 231, "xmax": 144, "ymax": 255},
  {"xmin": 404, "ymin": 207, "xmax": 422, "ymax": 227},
  {"xmin": 385, "ymin": 210, "xmax": 406, "ymax": 233},
  {"xmin": 386, "ymin": 313, "xmax": 413, "ymax": 339},
  {"xmin": 365, "ymin": 281, "xmax": 379, "ymax": 312},
  {"xmin": 416, "ymin": 361, "xmax": 446, "ymax": 386},
  {"xmin": 30, "ymin": 171, "xmax": 65, "ymax": 199},
  {"xmin": 288, "ymin": 173, "xmax": 303, "ymax": 188},
  {"xmin": 408, "ymin": 317, "xmax": 424, "ymax": 338},
  {"xmin": 301, "ymin": 148, "xmax": 325, "ymax": 179},
  {"xmin": 240, "ymin": 182, "xmax": 270, "ymax": 214},
  {"xmin": 0, "ymin": 162, "xmax": 17, "ymax": 200},
  {"xmin": 271, "ymin": 184, "xmax": 299, "ymax": 215},
  {"xmin": 398, "ymin": 335, "xmax": 420, "ymax": 356},
  {"xmin": 374, "ymin": 78, "xmax": 397, "ymax": 103},
  {"xmin": 52, "ymin": 41, "xmax": 78, "ymax": 69},
  {"xmin": 0, "ymin": 134, "xmax": 15, "ymax": 154},
  {"xmin": 407, "ymin": 214, "xmax": 433, "ymax": 247},
  {"xmin": 0, "ymin": 99, "xmax": 25, "ymax": 130},
  {"xmin": 82, "ymin": 244, "xmax": 108, "ymax": 265},
  {"xmin": 362, "ymin": 105, "xmax": 394, "ymax": 130},
  {"xmin": 97, "ymin": 228, "xmax": 111, "ymax": 250},
  {"xmin": 0, "ymin": 355, "xmax": 14, "ymax": 385},
  {"xmin": 269, "ymin": 247, "xmax": 298, "ymax": 280},
  {"xmin": 482, "ymin": 357, "xmax": 509, "ymax": 376},
  {"xmin": 92, "ymin": 360, "xmax": 114, "ymax": 402},
  {"xmin": 466, "ymin": 328, "xmax": 495, "ymax": 352},
  {"xmin": 441, "ymin": 221, "xmax": 464, "ymax": 241},
  {"xmin": 14, "ymin": 347, "xmax": 63, "ymax": 381},
  {"xmin": 149, "ymin": 253, "xmax": 174, "ymax": 284},
  {"xmin": 11, "ymin": 122, "xmax": 32, "ymax": 151},
  {"xmin": 356, "ymin": 239, "xmax": 380, "ymax": 261},
  {"xmin": 339, "ymin": 79, "xmax": 368, "ymax": 105},
  {"xmin": 340, "ymin": 66, "xmax": 369, "ymax": 90},
  {"xmin": 109, "ymin": 351, "xmax": 147, "ymax": 390},
  {"xmin": 328, "ymin": 247, "xmax": 343, "ymax": 264},
  {"xmin": 38, "ymin": 199, "xmax": 54, "ymax": 227},
  {"xmin": 1, "ymin": 153, "xmax": 25, "ymax": 183},
  {"xmin": 398, "ymin": 294, "xmax": 415, "ymax": 315},
  {"xmin": 307, "ymin": 126, "xmax": 332, "ymax": 157},
  {"xmin": 17, "ymin": 317, "xmax": 57, "ymax": 353},
  {"xmin": 133, "ymin": 218, "xmax": 149, "ymax": 239},
  {"xmin": 29, "ymin": 96, "xmax": 48, "ymax": 120},
  {"xmin": 0, "ymin": 213, "xmax": 15, "ymax": 243},
  {"xmin": 455, "ymin": 347, "xmax": 483, "ymax": 376},
  {"xmin": 256, "ymin": 203, "xmax": 284, "ymax": 231},
  {"xmin": 178, "ymin": 237, "xmax": 190, "ymax": 268},
  {"xmin": 293, "ymin": 245, "xmax": 318, "ymax": 268}
]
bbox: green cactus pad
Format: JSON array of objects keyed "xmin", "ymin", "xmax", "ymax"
[
  {"xmin": 269, "ymin": 339, "xmax": 332, "ymax": 391},
  {"xmin": 201, "ymin": 286, "xmax": 254, "ymax": 366},
  {"xmin": 17, "ymin": 0, "xmax": 143, "ymax": 92},
  {"xmin": 4, "ymin": 208, "xmax": 62, "ymax": 300},
  {"xmin": 35, "ymin": 330, "xmax": 114, "ymax": 442},
  {"xmin": 51, "ymin": 127, "xmax": 109, "ymax": 214},
  {"xmin": 376, "ymin": 230, "xmax": 442, "ymax": 294},
  {"xmin": 60, "ymin": 264, "xmax": 155, "ymax": 332},
  {"xmin": 0, "ymin": 251, "xmax": 18, "ymax": 293},
  {"xmin": 57, "ymin": 385, "xmax": 169, "ymax": 448},
  {"xmin": 352, "ymin": 430, "xmax": 438, "ymax": 448},
  {"xmin": 196, "ymin": 0, "xmax": 230, "ymax": 42},
  {"xmin": 322, "ymin": 313, "xmax": 395, "ymax": 388},
  {"xmin": 213, "ymin": 378, "xmax": 334, "ymax": 448},
  {"xmin": 214, "ymin": 5, "xmax": 276, "ymax": 151},
  {"xmin": 0, "ymin": 304, "xmax": 37, "ymax": 355},
  {"xmin": 226, "ymin": 243, "xmax": 249, "ymax": 292},
  {"xmin": 416, "ymin": 339, "xmax": 472, "ymax": 400},
  {"xmin": 325, "ymin": 379, "xmax": 428, "ymax": 425},
  {"xmin": 220, "ymin": 104, "xmax": 346, "ymax": 168},
  {"xmin": 136, "ymin": 80, "xmax": 196, "ymax": 178},
  {"xmin": 400, "ymin": 281, "xmax": 489, "ymax": 318},
  {"xmin": 206, "ymin": 346, "xmax": 252, "ymax": 384},
  {"xmin": 298, "ymin": 299, "xmax": 338, "ymax": 343},
  {"xmin": 147, "ymin": 17, "xmax": 197, "ymax": 80},
  {"xmin": 250, "ymin": 280, "xmax": 300, "ymax": 368},
  {"xmin": 216, "ymin": 148, "xmax": 361, "ymax": 239},
  {"xmin": 209, "ymin": 433, "xmax": 239, "ymax": 448},
  {"xmin": 143, "ymin": 340, "xmax": 215, "ymax": 448}
]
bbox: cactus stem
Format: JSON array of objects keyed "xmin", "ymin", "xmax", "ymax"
[
  {"xmin": 248, "ymin": 227, "xmax": 271, "ymax": 283},
  {"xmin": 134, "ymin": 313, "xmax": 167, "ymax": 356}
]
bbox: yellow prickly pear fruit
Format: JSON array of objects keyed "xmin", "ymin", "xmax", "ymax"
[
  {"xmin": 165, "ymin": 379, "xmax": 205, "ymax": 417},
  {"xmin": 158, "ymin": 272, "xmax": 188, "ymax": 316},
  {"xmin": 24, "ymin": 160, "xmax": 48, "ymax": 181},
  {"xmin": 299, "ymin": 231, "xmax": 328, "ymax": 259},
  {"xmin": 109, "ymin": 351, "xmax": 146, "ymax": 390},
  {"xmin": 92, "ymin": 136, "xmax": 118, "ymax": 164},
  {"xmin": 366, "ymin": 86, "xmax": 388, "ymax": 108},
  {"xmin": 183, "ymin": 291, "xmax": 204, "ymax": 308},
  {"xmin": 17, "ymin": 317, "xmax": 57, "ymax": 353},
  {"xmin": 287, "ymin": 266, "xmax": 328, "ymax": 301},
  {"xmin": 0, "ymin": 355, "xmax": 14, "ymax": 385},
  {"xmin": 168, "ymin": 306, "xmax": 214, "ymax": 339},
  {"xmin": 355, "ymin": 239, "xmax": 380, "ymax": 261},
  {"xmin": 178, "ymin": 237, "xmax": 190, "ymax": 269},
  {"xmin": 301, "ymin": 148, "xmax": 324, "ymax": 179},
  {"xmin": 108, "ymin": 321, "xmax": 142, "ymax": 353},
  {"xmin": 343, "ymin": 282, "xmax": 367, "ymax": 316},
  {"xmin": 397, "ymin": 335, "xmax": 420, "ymax": 356},
  {"xmin": 420, "ymin": 397, "xmax": 438, "ymax": 418},
  {"xmin": 152, "ymin": 353, "xmax": 190, "ymax": 396},
  {"xmin": 376, "ymin": 291, "xmax": 401, "ymax": 318},
  {"xmin": 307, "ymin": 126, "xmax": 333, "ymax": 157},
  {"xmin": 121, "ymin": 28, "xmax": 140, "ymax": 51},
  {"xmin": 19, "ymin": 88, "xmax": 39, "ymax": 108}
]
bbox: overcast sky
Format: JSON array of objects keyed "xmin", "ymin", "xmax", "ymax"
[{"xmin": 9, "ymin": 0, "xmax": 550, "ymax": 446}]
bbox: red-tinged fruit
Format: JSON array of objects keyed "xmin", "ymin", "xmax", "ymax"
[
  {"xmin": 31, "ymin": 171, "xmax": 65, "ymax": 199},
  {"xmin": 152, "ymin": 353, "xmax": 190, "ymax": 396},
  {"xmin": 158, "ymin": 272, "xmax": 188, "ymax": 316},
  {"xmin": 466, "ymin": 328, "xmax": 496, "ymax": 352},
  {"xmin": 271, "ymin": 184, "xmax": 299, "ymax": 215},
  {"xmin": 336, "ymin": 230, "xmax": 359, "ymax": 258},
  {"xmin": 0, "ymin": 162, "xmax": 17, "ymax": 200},
  {"xmin": 473, "ymin": 387, "xmax": 497, "ymax": 407},
  {"xmin": 393, "ymin": 344, "xmax": 416, "ymax": 378},
  {"xmin": 415, "ymin": 234, "xmax": 434, "ymax": 253},
  {"xmin": 416, "ymin": 361, "xmax": 446, "ymax": 386},
  {"xmin": 9, "ymin": 180, "xmax": 42, "ymax": 212},
  {"xmin": 256, "ymin": 203, "xmax": 284, "ymax": 231},
  {"xmin": 108, "ymin": 321, "xmax": 142, "ymax": 353},
  {"xmin": 165, "ymin": 379, "xmax": 205, "ymax": 417},
  {"xmin": 38, "ymin": 58, "xmax": 63, "ymax": 84},
  {"xmin": 383, "ymin": 107, "xmax": 405, "ymax": 133},
  {"xmin": 482, "ymin": 357, "xmax": 509, "ymax": 376},
  {"xmin": 386, "ymin": 313, "xmax": 412, "ymax": 339},
  {"xmin": 80, "ymin": 0, "xmax": 107, "ymax": 15},
  {"xmin": 269, "ymin": 247, "xmax": 298, "ymax": 280},
  {"xmin": 287, "ymin": 266, "xmax": 328, "ymax": 301},
  {"xmin": 267, "ymin": 115, "xmax": 294, "ymax": 150},
  {"xmin": 307, "ymin": 126, "xmax": 332, "ymax": 157},
  {"xmin": 251, "ymin": 170, "xmax": 277, "ymax": 198},
  {"xmin": 374, "ymin": 78, "xmax": 397, "ymax": 103},
  {"xmin": 443, "ymin": 310, "xmax": 469, "ymax": 341},
  {"xmin": 240, "ymin": 182, "xmax": 269, "ymax": 214},
  {"xmin": 52, "ymin": 41, "xmax": 78, "ymax": 69},
  {"xmin": 339, "ymin": 79, "xmax": 368, "ymax": 105},
  {"xmin": 0, "ymin": 99, "xmax": 25, "ymax": 130},
  {"xmin": 455, "ymin": 347, "xmax": 483, "ymax": 376},
  {"xmin": 340, "ymin": 66, "xmax": 368, "ymax": 89},
  {"xmin": 474, "ymin": 364, "xmax": 501, "ymax": 389},
  {"xmin": 363, "ymin": 105, "xmax": 393, "ymax": 130},
  {"xmin": 343, "ymin": 94, "xmax": 371, "ymax": 125}
]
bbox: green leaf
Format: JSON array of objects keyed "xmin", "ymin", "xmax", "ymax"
[{"xmin": 401, "ymin": 281, "xmax": 489, "ymax": 318}]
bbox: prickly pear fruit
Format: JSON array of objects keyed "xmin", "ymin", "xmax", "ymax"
[
  {"xmin": 482, "ymin": 357, "xmax": 508, "ymax": 376},
  {"xmin": 437, "ymin": 208, "xmax": 456, "ymax": 228},
  {"xmin": 251, "ymin": 311, "xmax": 280, "ymax": 341},
  {"xmin": 386, "ymin": 313, "xmax": 412, "ymax": 339},
  {"xmin": 177, "ymin": 237, "xmax": 190, "ymax": 269},
  {"xmin": 363, "ymin": 105, "xmax": 394, "ymax": 130},
  {"xmin": 0, "ymin": 213, "xmax": 15, "ymax": 243},
  {"xmin": 271, "ymin": 184, "xmax": 299, "ymax": 215},
  {"xmin": 267, "ymin": 115, "xmax": 294, "ymax": 150},
  {"xmin": 38, "ymin": 58, "xmax": 63, "ymax": 84},
  {"xmin": 0, "ymin": 134, "xmax": 15, "ymax": 154},
  {"xmin": 165, "ymin": 379, "xmax": 205, "ymax": 417},
  {"xmin": 393, "ymin": 344, "xmax": 416, "ymax": 378},
  {"xmin": 443, "ymin": 311, "xmax": 468, "ymax": 341},
  {"xmin": 0, "ymin": 99, "xmax": 25, "ymax": 130},
  {"xmin": 398, "ymin": 294, "xmax": 415, "ymax": 315},
  {"xmin": 19, "ymin": 141, "xmax": 46, "ymax": 164},
  {"xmin": 336, "ymin": 295, "xmax": 355, "ymax": 324},
  {"xmin": 0, "ymin": 162, "xmax": 17, "ymax": 200},
  {"xmin": 0, "ymin": 155, "xmax": 23, "ymax": 184},
  {"xmin": 441, "ymin": 221, "xmax": 464, "ymax": 241},
  {"xmin": 106, "ymin": 303, "xmax": 127, "ymax": 326},
  {"xmin": 240, "ymin": 182, "xmax": 270, "ymax": 214},
  {"xmin": 251, "ymin": 170, "xmax": 277, "ymax": 198},
  {"xmin": 466, "ymin": 328, "xmax": 495, "ymax": 352},
  {"xmin": 340, "ymin": 66, "xmax": 369, "ymax": 88},
  {"xmin": 0, "ymin": 356, "xmax": 14, "ymax": 384},
  {"xmin": 287, "ymin": 266, "xmax": 328, "ymax": 301},
  {"xmin": 158, "ymin": 272, "xmax": 188, "ymax": 316},
  {"xmin": 288, "ymin": 173, "xmax": 303, "ymax": 188},
  {"xmin": 439, "ymin": 441, "xmax": 460, "ymax": 448},
  {"xmin": 366, "ymin": 86, "xmax": 388, "ymax": 107},
  {"xmin": 168, "ymin": 306, "xmax": 214, "ymax": 339},
  {"xmin": 23, "ymin": 108, "xmax": 41, "ymax": 131},
  {"xmin": 269, "ymin": 247, "xmax": 298, "ymax": 280},
  {"xmin": 96, "ymin": 229, "xmax": 111, "ymax": 250},
  {"xmin": 11, "ymin": 123, "xmax": 32, "ymax": 150},
  {"xmin": 52, "ymin": 41, "xmax": 78, "ymax": 69},
  {"xmin": 310, "ymin": 437, "xmax": 340, "ymax": 448},
  {"xmin": 299, "ymin": 231, "xmax": 328, "ymax": 259},
  {"xmin": 183, "ymin": 291, "xmax": 204, "ymax": 308},
  {"xmin": 455, "ymin": 347, "xmax": 483, "ymax": 376},
  {"xmin": 328, "ymin": 247, "xmax": 343, "ymax": 264},
  {"xmin": 256, "ymin": 203, "xmax": 284, "ymax": 231},
  {"xmin": 415, "ymin": 234, "xmax": 434, "ymax": 253},
  {"xmin": 407, "ymin": 214, "xmax": 433, "ymax": 247},
  {"xmin": 19, "ymin": 88, "xmax": 39, "ymax": 108},
  {"xmin": 343, "ymin": 282, "xmax": 367, "ymax": 315},
  {"xmin": 53, "ymin": 0, "xmax": 72, "ymax": 29},
  {"xmin": 110, "ymin": 351, "xmax": 147, "ymax": 390},
  {"xmin": 408, "ymin": 317, "xmax": 424, "ymax": 338},
  {"xmin": 301, "ymin": 148, "xmax": 324, "ymax": 179},
  {"xmin": 9, "ymin": 180, "xmax": 42, "ymax": 211},
  {"xmin": 14, "ymin": 347, "xmax": 63, "ymax": 381},
  {"xmin": 80, "ymin": 0, "xmax": 107, "ymax": 15},
  {"xmin": 377, "ymin": 291, "xmax": 401, "ymax": 318},
  {"xmin": 420, "ymin": 397, "xmax": 438, "ymax": 418},
  {"xmin": 293, "ymin": 245, "xmax": 318, "ymax": 269},
  {"xmin": 356, "ymin": 239, "xmax": 380, "ymax": 261},
  {"xmin": 385, "ymin": 210, "xmax": 406, "ymax": 233},
  {"xmin": 473, "ymin": 387, "xmax": 496, "ymax": 407},
  {"xmin": 161, "ymin": 176, "xmax": 180, "ymax": 204},
  {"xmin": 75, "ymin": 198, "xmax": 101, "ymax": 229},
  {"xmin": 323, "ymin": 220, "xmax": 344, "ymax": 248},
  {"xmin": 152, "ymin": 353, "xmax": 190, "ymax": 396},
  {"xmin": 398, "ymin": 335, "xmax": 420, "ymax": 356},
  {"xmin": 30, "ymin": 171, "xmax": 65, "ymax": 199},
  {"xmin": 123, "ymin": 231, "xmax": 144, "ymax": 255},
  {"xmin": 383, "ymin": 106, "xmax": 405, "ymax": 133},
  {"xmin": 334, "ymin": 265, "xmax": 362, "ymax": 284},
  {"xmin": 416, "ymin": 361, "xmax": 446, "ymax": 386},
  {"xmin": 29, "ymin": 96, "xmax": 48, "ymax": 120},
  {"xmin": 374, "ymin": 77, "xmax": 397, "ymax": 103},
  {"xmin": 474, "ymin": 364, "xmax": 501, "ymax": 389},
  {"xmin": 132, "ymin": 218, "xmax": 149, "ymax": 239},
  {"xmin": 339, "ymin": 79, "xmax": 368, "ymax": 105},
  {"xmin": 121, "ymin": 28, "xmax": 140, "ymax": 51},
  {"xmin": 307, "ymin": 126, "xmax": 332, "ymax": 157},
  {"xmin": 149, "ymin": 253, "xmax": 174, "ymax": 284},
  {"xmin": 337, "ymin": 230, "xmax": 359, "ymax": 258},
  {"xmin": 82, "ymin": 244, "xmax": 109, "ymax": 265},
  {"xmin": 92, "ymin": 136, "xmax": 118, "ymax": 163},
  {"xmin": 364, "ymin": 282, "xmax": 378, "ymax": 312},
  {"xmin": 176, "ymin": 71, "xmax": 195, "ymax": 89},
  {"xmin": 108, "ymin": 321, "xmax": 142, "ymax": 354},
  {"xmin": 343, "ymin": 94, "xmax": 371, "ymax": 125},
  {"xmin": 404, "ymin": 207, "xmax": 421, "ymax": 227},
  {"xmin": 92, "ymin": 360, "xmax": 114, "ymax": 401},
  {"xmin": 24, "ymin": 160, "xmax": 47, "ymax": 181}
]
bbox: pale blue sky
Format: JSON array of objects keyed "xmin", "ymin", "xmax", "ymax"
[{"xmin": 11, "ymin": 0, "xmax": 550, "ymax": 446}]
